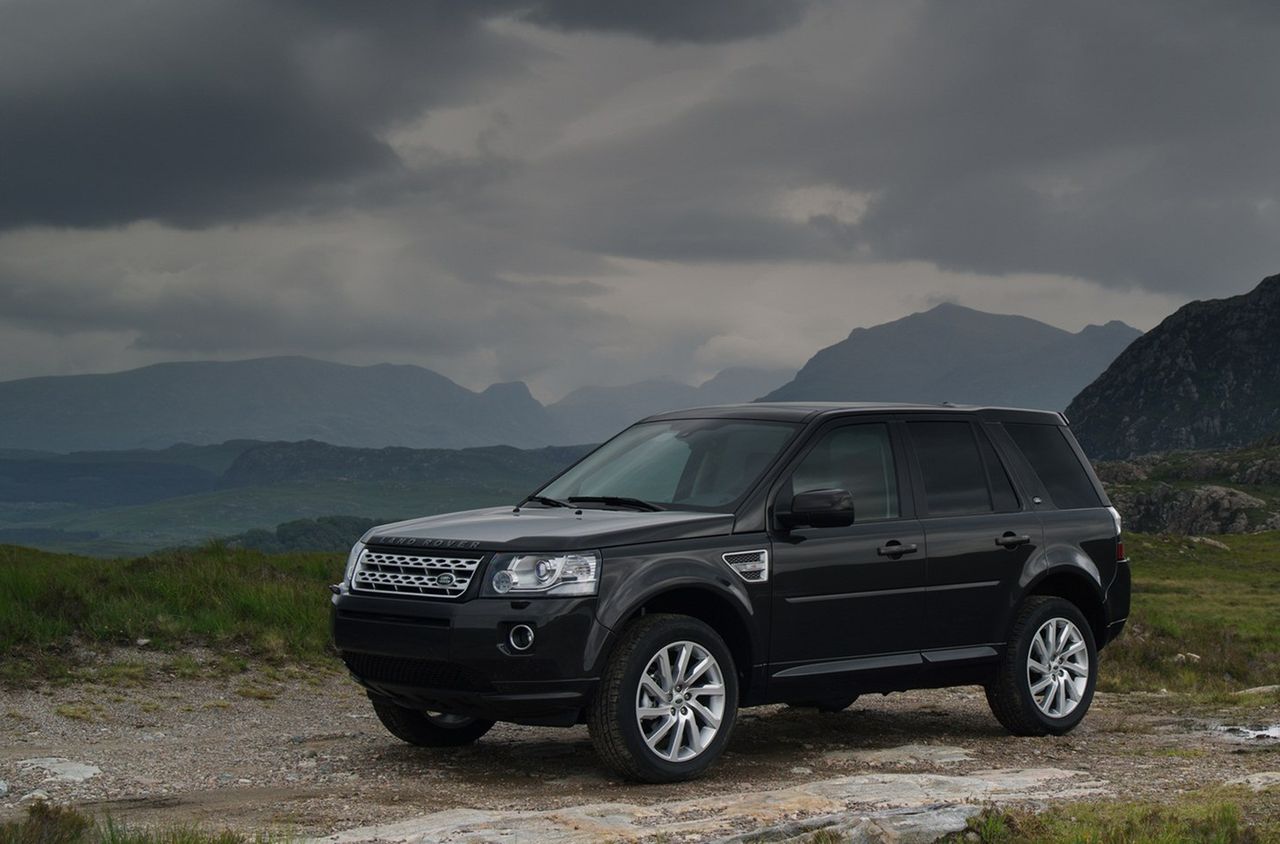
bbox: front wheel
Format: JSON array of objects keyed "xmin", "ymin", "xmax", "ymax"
[
  {"xmin": 369, "ymin": 694, "xmax": 495, "ymax": 747},
  {"xmin": 588, "ymin": 613, "xmax": 738, "ymax": 783},
  {"xmin": 986, "ymin": 596, "xmax": 1097, "ymax": 736}
]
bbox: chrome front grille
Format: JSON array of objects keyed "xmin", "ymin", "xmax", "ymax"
[{"xmin": 351, "ymin": 549, "xmax": 483, "ymax": 599}]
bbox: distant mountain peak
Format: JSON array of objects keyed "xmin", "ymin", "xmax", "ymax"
[{"xmin": 763, "ymin": 304, "xmax": 1138, "ymax": 409}]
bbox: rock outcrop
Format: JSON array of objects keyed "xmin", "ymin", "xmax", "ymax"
[{"xmin": 1068, "ymin": 274, "xmax": 1280, "ymax": 458}]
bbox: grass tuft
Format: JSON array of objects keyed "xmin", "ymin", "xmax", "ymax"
[
  {"xmin": 0, "ymin": 803, "xmax": 280, "ymax": 844},
  {"xmin": 953, "ymin": 796, "xmax": 1271, "ymax": 843}
]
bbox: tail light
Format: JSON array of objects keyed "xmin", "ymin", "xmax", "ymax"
[{"xmin": 1108, "ymin": 506, "xmax": 1125, "ymax": 561}]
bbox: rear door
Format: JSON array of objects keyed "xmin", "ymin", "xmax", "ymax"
[
  {"xmin": 768, "ymin": 418, "xmax": 926, "ymax": 691},
  {"xmin": 904, "ymin": 418, "xmax": 1043, "ymax": 654}
]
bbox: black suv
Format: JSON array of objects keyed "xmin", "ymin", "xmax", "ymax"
[{"xmin": 331, "ymin": 403, "xmax": 1129, "ymax": 782}]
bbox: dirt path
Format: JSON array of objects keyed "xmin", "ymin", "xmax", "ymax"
[{"xmin": 1, "ymin": 666, "xmax": 1277, "ymax": 840}]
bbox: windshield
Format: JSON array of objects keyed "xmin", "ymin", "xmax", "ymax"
[{"xmin": 537, "ymin": 418, "xmax": 799, "ymax": 511}]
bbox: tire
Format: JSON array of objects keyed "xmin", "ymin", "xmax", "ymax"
[
  {"xmin": 588, "ymin": 613, "xmax": 739, "ymax": 783},
  {"xmin": 369, "ymin": 694, "xmax": 495, "ymax": 747},
  {"xmin": 986, "ymin": 596, "xmax": 1098, "ymax": 737}
]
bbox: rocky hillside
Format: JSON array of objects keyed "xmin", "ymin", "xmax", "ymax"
[
  {"xmin": 1068, "ymin": 274, "xmax": 1280, "ymax": 459},
  {"xmin": 763, "ymin": 303, "xmax": 1139, "ymax": 410},
  {"xmin": 1096, "ymin": 436, "xmax": 1280, "ymax": 534}
]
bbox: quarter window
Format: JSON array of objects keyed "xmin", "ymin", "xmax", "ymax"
[
  {"xmin": 789, "ymin": 423, "xmax": 899, "ymax": 521},
  {"xmin": 908, "ymin": 421, "xmax": 994, "ymax": 516},
  {"xmin": 1004, "ymin": 423, "xmax": 1102, "ymax": 510},
  {"xmin": 978, "ymin": 429, "xmax": 1020, "ymax": 512}
]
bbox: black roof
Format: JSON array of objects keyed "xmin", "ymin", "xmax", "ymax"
[{"xmin": 642, "ymin": 401, "xmax": 1066, "ymax": 425}]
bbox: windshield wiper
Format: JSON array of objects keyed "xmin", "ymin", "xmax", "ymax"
[
  {"xmin": 567, "ymin": 496, "xmax": 664, "ymax": 512},
  {"xmin": 517, "ymin": 494, "xmax": 574, "ymax": 510}
]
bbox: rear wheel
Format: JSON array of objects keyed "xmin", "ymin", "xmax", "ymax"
[
  {"xmin": 369, "ymin": 694, "xmax": 495, "ymax": 747},
  {"xmin": 986, "ymin": 596, "xmax": 1097, "ymax": 736},
  {"xmin": 589, "ymin": 613, "xmax": 738, "ymax": 783}
]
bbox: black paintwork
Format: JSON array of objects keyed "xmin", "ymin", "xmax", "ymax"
[{"xmin": 331, "ymin": 401, "xmax": 1130, "ymax": 726}]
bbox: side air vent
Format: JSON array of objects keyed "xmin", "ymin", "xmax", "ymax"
[{"xmin": 722, "ymin": 549, "xmax": 769, "ymax": 582}]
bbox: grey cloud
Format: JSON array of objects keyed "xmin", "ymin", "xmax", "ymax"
[
  {"xmin": 525, "ymin": 2, "xmax": 1280, "ymax": 293},
  {"xmin": 0, "ymin": 219, "xmax": 630, "ymax": 393},
  {"xmin": 0, "ymin": 0, "xmax": 812, "ymax": 231},
  {"xmin": 522, "ymin": 0, "xmax": 813, "ymax": 43}
]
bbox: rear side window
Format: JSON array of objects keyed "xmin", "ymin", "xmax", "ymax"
[
  {"xmin": 1004, "ymin": 423, "xmax": 1102, "ymax": 510},
  {"xmin": 908, "ymin": 421, "xmax": 994, "ymax": 516}
]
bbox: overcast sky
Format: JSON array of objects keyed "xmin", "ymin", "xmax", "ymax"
[{"xmin": 1, "ymin": 0, "xmax": 1277, "ymax": 400}]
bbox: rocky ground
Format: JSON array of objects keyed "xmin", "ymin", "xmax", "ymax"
[{"xmin": 1, "ymin": 664, "xmax": 1277, "ymax": 842}]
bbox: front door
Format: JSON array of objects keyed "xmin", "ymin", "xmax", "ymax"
[{"xmin": 768, "ymin": 420, "xmax": 926, "ymax": 694}]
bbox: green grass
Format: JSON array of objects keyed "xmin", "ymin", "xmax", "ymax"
[
  {"xmin": 2, "ymin": 531, "xmax": 1278, "ymax": 693},
  {"xmin": 0, "ymin": 542, "xmax": 340, "ymax": 684},
  {"xmin": 1100, "ymin": 532, "xmax": 1280, "ymax": 695},
  {"xmin": 952, "ymin": 792, "xmax": 1277, "ymax": 843},
  {"xmin": 0, "ymin": 803, "xmax": 265, "ymax": 844}
]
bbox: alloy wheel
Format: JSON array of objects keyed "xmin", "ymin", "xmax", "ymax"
[
  {"xmin": 635, "ymin": 640, "xmax": 726, "ymax": 762},
  {"xmin": 1026, "ymin": 617, "xmax": 1090, "ymax": 718}
]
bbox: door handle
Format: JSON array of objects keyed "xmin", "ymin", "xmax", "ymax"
[
  {"xmin": 995, "ymin": 532, "xmax": 1031, "ymax": 549},
  {"xmin": 877, "ymin": 541, "xmax": 919, "ymax": 557}
]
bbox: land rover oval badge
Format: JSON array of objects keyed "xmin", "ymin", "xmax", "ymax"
[{"xmin": 437, "ymin": 573, "xmax": 456, "ymax": 587}]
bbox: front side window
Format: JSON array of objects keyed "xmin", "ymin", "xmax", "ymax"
[
  {"xmin": 787, "ymin": 423, "xmax": 899, "ymax": 521},
  {"xmin": 908, "ymin": 421, "xmax": 994, "ymax": 516},
  {"xmin": 539, "ymin": 419, "xmax": 799, "ymax": 510}
]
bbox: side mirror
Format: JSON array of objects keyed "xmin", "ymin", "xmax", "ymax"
[{"xmin": 780, "ymin": 488, "xmax": 856, "ymax": 529}]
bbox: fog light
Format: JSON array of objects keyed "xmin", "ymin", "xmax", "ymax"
[{"xmin": 508, "ymin": 624, "xmax": 535, "ymax": 651}]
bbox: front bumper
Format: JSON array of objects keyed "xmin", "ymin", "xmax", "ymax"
[{"xmin": 331, "ymin": 590, "xmax": 611, "ymax": 726}]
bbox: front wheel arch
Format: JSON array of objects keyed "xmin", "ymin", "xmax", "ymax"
[{"xmin": 611, "ymin": 585, "xmax": 756, "ymax": 703}]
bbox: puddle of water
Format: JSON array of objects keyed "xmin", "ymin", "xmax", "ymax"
[{"xmin": 1214, "ymin": 724, "xmax": 1280, "ymax": 741}]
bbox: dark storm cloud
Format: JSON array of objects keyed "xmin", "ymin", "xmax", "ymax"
[
  {"xmin": 1, "ymin": 0, "xmax": 1277, "ymax": 390},
  {"xmin": 528, "ymin": 1, "xmax": 1280, "ymax": 293},
  {"xmin": 0, "ymin": 0, "xmax": 811, "ymax": 231},
  {"xmin": 0, "ymin": 0, "xmax": 525, "ymax": 229}
]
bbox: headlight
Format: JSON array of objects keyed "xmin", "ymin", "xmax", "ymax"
[
  {"xmin": 482, "ymin": 551, "xmax": 600, "ymax": 597},
  {"xmin": 343, "ymin": 541, "xmax": 366, "ymax": 586}
]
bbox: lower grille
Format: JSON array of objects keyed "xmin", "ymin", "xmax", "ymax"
[{"xmin": 342, "ymin": 653, "xmax": 494, "ymax": 692}]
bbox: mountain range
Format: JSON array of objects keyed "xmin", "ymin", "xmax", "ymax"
[
  {"xmin": 0, "ymin": 357, "xmax": 791, "ymax": 452},
  {"xmin": 0, "ymin": 306, "xmax": 1144, "ymax": 453},
  {"xmin": 762, "ymin": 303, "xmax": 1141, "ymax": 409},
  {"xmin": 1068, "ymin": 274, "xmax": 1280, "ymax": 459}
]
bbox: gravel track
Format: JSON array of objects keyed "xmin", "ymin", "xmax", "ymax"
[{"xmin": 1, "ymin": 660, "xmax": 1277, "ymax": 839}]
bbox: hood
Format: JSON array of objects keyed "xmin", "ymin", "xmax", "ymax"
[{"xmin": 363, "ymin": 506, "xmax": 736, "ymax": 553}]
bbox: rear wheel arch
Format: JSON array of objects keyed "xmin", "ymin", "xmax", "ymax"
[{"xmin": 1022, "ymin": 569, "xmax": 1106, "ymax": 646}]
